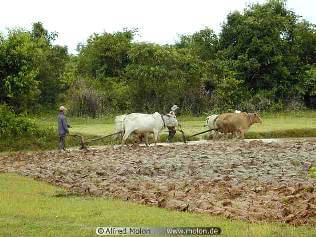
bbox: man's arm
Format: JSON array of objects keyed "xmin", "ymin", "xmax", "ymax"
[
  {"xmin": 62, "ymin": 117, "xmax": 69, "ymax": 133},
  {"xmin": 66, "ymin": 118, "xmax": 71, "ymax": 128}
]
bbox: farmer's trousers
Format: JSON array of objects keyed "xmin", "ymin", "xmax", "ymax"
[
  {"xmin": 167, "ymin": 127, "xmax": 176, "ymax": 142},
  {"xmin": 59, "ymin": 135, "xmax": 66, "ymax": 150}
]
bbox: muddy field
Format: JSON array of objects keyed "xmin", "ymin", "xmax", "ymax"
[{"xmin": 1, "ymin": 139, "xmax": 316, "ymax": 226}]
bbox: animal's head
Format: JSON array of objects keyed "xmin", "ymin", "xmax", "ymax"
[{"xmin": 250, "ymin": 113, "xmax": 262, "ymax": 124}]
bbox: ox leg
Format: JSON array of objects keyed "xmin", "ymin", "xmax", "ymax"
[
  {"xmin": 216, "ymin": 131, "xmax": 222, "ymax": 140},
  {"xmin": 240, "ymin": 130, "xmax": 245, "ymax": 139},
  {"xmin": 217, "ymin": 132, "xmax": 223, "ymax": 140},
  {"xmin": 232, "ymin": 131, "xmax": 238, "ymax": 140},
  {"xmin": 122, "ymin": 130, "xmax": 133, "ymax": 146},
  {"xmin": 131, "ymin": 133, "xmax": 138, "ymax": 146},
  {"xmin": 224, "ymin": 133, "xmax": 229, "ymax": 140},
  {"xmin": 220, "ymin": 131, "xmax": 227, "ymax": 140},
  {"xmin": 230, "ymin": 132, "xmax": 235, "ymax": 139},
  {"xmin": 208, "ymin": 130, "xmax": 214, "ymax": 140},
  {"xmin": 153, "ymin": 130, "xmax": 159, "ymax": 146},
  {"xmin": 208, "ymin": 131, "xmax": 212, "ymax": 139},
  {"xmin": 239, "ymin": 129, "xmax": 245, "ymax": 139},
  {"xmin": 144, "ymin": 133, "xmax": 149, "ymax": 147}
]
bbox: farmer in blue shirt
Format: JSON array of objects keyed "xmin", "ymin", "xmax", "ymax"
[{"xmin": 57, "ymin": 106, "xmax": 71, "ymax": 151}]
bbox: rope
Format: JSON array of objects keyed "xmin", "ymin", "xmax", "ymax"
[{"xmin": 160, "ymin": 114, "xmax": 166, "ymax": 128}]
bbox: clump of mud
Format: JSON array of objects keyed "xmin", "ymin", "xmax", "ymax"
[{"xmin": 1, "ymin": 139, "xmax": 315, "ymax": 226}]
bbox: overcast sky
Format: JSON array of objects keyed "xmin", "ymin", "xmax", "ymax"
[{"xmin": 1, "ymin": 0, "xmax": 315, "ymax": 54}]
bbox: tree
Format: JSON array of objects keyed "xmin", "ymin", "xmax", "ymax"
[
  {"xmin": 0, "ymin": 29, "xmax": 40, "ymax": 111},
  {"xmin": 0, "ymin": 23, "xmax": 69, "ymax": 112},
  {"xmin": 77, "ymin": 30, "xmax": 135, "ymax": 79},
  {"xmin": 176, "ymin": 27, "xmax": 219, "ymax": 61},
  {"xmin": 217, "ymin": 0, "xmax": 316, "ymax": 104},
  {"xmin": 31, "ymin": 22, "xmax": 69, "ymax": 108},
  {"xmin": 37, "ymin": 45, "xmax": 69, "ymax": 107},
  {"xmin": 31, "ymin": 22, "xmax": 58, "ymax": 45},
  {"xmin": 125, "ymin": 43, "xmax": 206, "ymax": 113}
]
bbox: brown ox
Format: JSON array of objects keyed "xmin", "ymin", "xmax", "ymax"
[{"xmin": 215, "ymin": 112, "xmax": 262, "ymax": 139}]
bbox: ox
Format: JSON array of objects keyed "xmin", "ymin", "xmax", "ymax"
[
  {"xmin": 121, "ymin": 112, "xmax": 178, "ymax": 146},
  {"xmin": 205, "ymin": 110, "xmax": 242, "ymax": 139},
  {"xmin": 115, "ymin": 114, "xmax": 146, "ymax": 144},
  {"xmin": 215, "ymin": 112, "xmax": 262, "ymax": 139}
]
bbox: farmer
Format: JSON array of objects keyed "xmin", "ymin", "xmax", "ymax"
[
  {"xmin": 57, "ymin": 106, "xmax": 71, "ymax": 151},
  {"xmin": 167, "ymin": 104, "xmax": 179, "ymax": 143}
]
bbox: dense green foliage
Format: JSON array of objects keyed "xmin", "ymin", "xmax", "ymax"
[
  {"xmin": 125, "ymin": 44, "xmax": 206, "ymax": 113},
  {"xmin": 0, "ymin": 0, "xmax": 315, "ymax": 116},
  {"xmin": 0, "ymin": 104, "xmax": 57, "ymax": 152},
  {"xmin": 216, "ymin": 0, "xmax": 316, "ymax": 110},
  {"xmin": 0, "ymin": 22, "xmax": 69, "ymax": 112},
  {"xmin": 0, "ymin": 105, "xmax": 41, "ymax": 137},
  {"xmin": 70, "ymin": 0, "xmax": 316, "ymax": 115}
]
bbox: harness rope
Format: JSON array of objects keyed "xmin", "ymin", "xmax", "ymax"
[
  {"xmin": 212, "ymin": 115, "xmax": 219, "ymax": 127},
  {"xmin": 160, "ymin": 114, "xmax": 166, "ymax": 128}
]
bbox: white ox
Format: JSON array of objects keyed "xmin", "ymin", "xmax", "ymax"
[
  {"xmin": 115, "ymin": 114, "xmax": 145, "ymax": 144},
  {"xmin": 204, "ymin": 114, "xmax": 219, "ymax": 138},
  {"xmin": 122, "ymin": 112, "xmax": 178, "ymax": 146},
  {"xmin": 205, "ymin": 114, "xmax": 219, "ymax": 129}
]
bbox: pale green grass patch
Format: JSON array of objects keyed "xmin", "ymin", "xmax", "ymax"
[
  {"xmin": 71, "ymin": 123, "xmax": 114, "ymax": 136},
  {"xmin": 309, "ymin": 167, "xmax": 316, "ymax": 178}
]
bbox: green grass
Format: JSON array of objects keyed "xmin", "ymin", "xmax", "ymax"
[
  {"xmin": 244, "ymin": 111, "xmax": 316, "ymax": 138},
  {"xmin": 2, "ymin": 110, "xmax": 316, "ymax": 152},
  {"xmin": 32, "ymin": 110, "xmax": 316, "ymax": 139},
  {"xmin": 309, "ymin": 167, "xmax": 316, "ymax": 178},
  {"xmin": 54, "ymin": 110, "xmax": 316, "ymax": 139},
  {"xmin": 0, "ymin": 173, "xmax": 315, "ymax": 237}
]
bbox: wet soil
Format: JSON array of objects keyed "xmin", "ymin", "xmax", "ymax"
[{"xmin": 1, "ymin": 139, "xmax": 315, "ymax": 226}]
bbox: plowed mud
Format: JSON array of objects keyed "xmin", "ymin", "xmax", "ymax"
[{"xmin": 1, "ymin": 139, "xmax": 315, "ymax": 226}]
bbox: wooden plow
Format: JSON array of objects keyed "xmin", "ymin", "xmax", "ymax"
[
  {"xmin": 185, "ymin": 128, "xmax": 216, "ymax": 140},
  {"xmin": 69, "ymin": 132, "xmax": 121, "ymax": 150}
]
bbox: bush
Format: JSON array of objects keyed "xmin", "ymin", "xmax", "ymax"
[
  {"xmin": 66, "ymin": 79, "xmax": 105, "ymax": 118},
  {"xmin": 284, "ymin": 97, "xmax": 306, "ymax": 112},
  {"xmin": 239, "ymin": 91, "xmax": 273, "ymax": 112},
  {"xmin": 0, "ymin": 104, "xmax": 53, "ymax": 137}
]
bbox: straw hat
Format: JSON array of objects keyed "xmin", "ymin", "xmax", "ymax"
[
  {"xmin": 59, "ymin": 106, "xmax": 67, "ymax": 111},
  {"xmin": 171, "ymin": 105, "xmax": 179, "ymax": 111}
]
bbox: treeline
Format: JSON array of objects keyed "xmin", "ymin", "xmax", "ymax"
[
  {"xmin": 1, "ymin": 0, "xmax": 316, "ymax": 117},
  {"xmin": 0, "ymin": 22, "xmax": 69, "ymax": 113}
]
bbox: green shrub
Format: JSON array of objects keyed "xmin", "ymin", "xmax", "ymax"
[
  {"xmin": 0, "ymin": 104, "xmax": 55, "ymax": 138},
  {"xmin": 309, "ymin": 166, "xmax": 316, "ymax": 178}
]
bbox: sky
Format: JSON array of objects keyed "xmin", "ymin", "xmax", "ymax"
[{"xmin": 1, "ymin": 0, "xmax": 315, "ymax": 54}]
